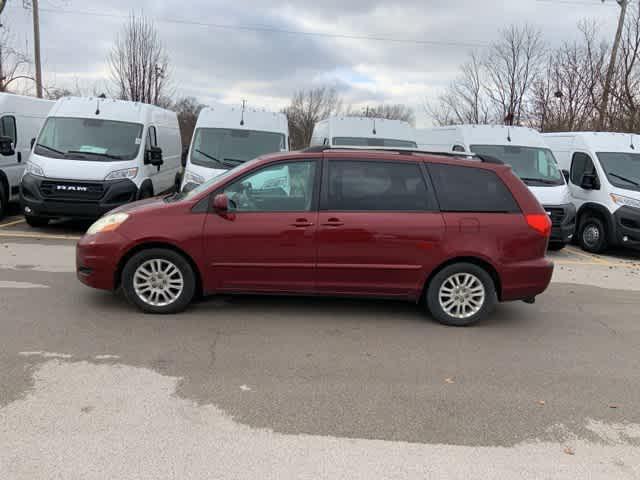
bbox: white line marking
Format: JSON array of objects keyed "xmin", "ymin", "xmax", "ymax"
[
  {"xmin": 19, "ymin": 351, "xmax": 73, "ymax": 359},
  {"xmin": 0, "ymin": 281, "xmax": 49, "ymax": 289},
  {"xmin": 0, "ymin": 218, "xmax": 26, "ymax": 228},
  {"xmin": 94, "ymin": 355, "xmax": 121, "ymax": 360}
]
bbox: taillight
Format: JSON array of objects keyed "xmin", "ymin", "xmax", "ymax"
[{"xmin": 526, "ymin": 213, "xmax": 552, "ymax": 237}]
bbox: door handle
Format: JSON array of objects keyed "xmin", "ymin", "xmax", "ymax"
[
  {"xmin": 322, "ymin": 217, "xmax": 344, "ymax": 227},
  {"xmin": 291, "ymin": 219, "xmax": 314, "ymax": 227}
]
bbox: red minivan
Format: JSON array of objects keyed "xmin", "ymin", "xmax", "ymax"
[{"xmin": 77, "ymin": 148, "xmax": 553, "ymax": 326}]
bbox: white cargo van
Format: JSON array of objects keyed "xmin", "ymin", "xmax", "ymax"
[
  {"xmin": 417, "ymin": 125, "xmax": 575, "ymax": 249},
  {"xmin": 0, "ymin": 93, "xmax": 53, "ymax": 219},
  {"xmin": 310, "ymin": 116, "xmax": 417, "ymax": 148},
  {"xmin": 181, "ymin": 103, "xmax": 289, "ymax": 192},
  {"xmin": 20, "ymin": 96, "xmax": 182, "ymax": 226},
  {"xmin": 543, "ymin": 132, "xmax": 640, "ymax": 253}
]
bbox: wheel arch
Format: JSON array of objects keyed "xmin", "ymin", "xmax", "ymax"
[
  {"xmin": 421, "ymin": 256, "xmax": 502, "ymax": 302},
  {"xmin": 138, "ymin": 179, "xmax": 154, "ymax": 199},
  {"xmin": 115, "ymin": 241, "xmax": 203, "ymax": 296},
  {"xmin": 576, "ymin": 202, "xmax": 615, "ymax": 240}
]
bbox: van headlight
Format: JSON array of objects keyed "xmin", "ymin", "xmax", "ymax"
[
  {"xmin": 87, "ymin": 213, "xmax": 129, "ymax": 235},
  {"xmin": 610, "ymin": 193, "xmax": 640, "ymax": 209},
  {"xmin": 182, "ymin": 171, "xmax": 205, "ymax": 190},
  {"xmin": 25, "ymin": 162, "xmax": 44, "ymax": 177},
  {"xmin": 105, "ymin": 167, "xmax": 138, "ymax": 181}
]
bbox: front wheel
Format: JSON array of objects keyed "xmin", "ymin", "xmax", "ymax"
[
  {"xmin": 25, "ymin": 215, "xmax": 49, "ymax": 228},
  {"xmin": 548, "ymin": 242, "xmax": 567, "ymax": 251},
  {"xmin": 579, "ymin": 216, "xmax": 608, "ymax": 253},
  {"xmin": 121, "ymin": 248, "xmax": 196, "ymax": 314},
  {"xmin": 426, "ymin": 263, "xmax": 497, "ymax": 327}
]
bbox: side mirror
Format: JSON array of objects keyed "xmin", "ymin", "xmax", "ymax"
[
  {"xmin": 562, "ymin": 169, "xmax": 570, "ymax": 182},
  {"xmin": 181, "ymin": 146, "xmax": 189, "ymax": 167},
  {"xmin": 30, "ymin": 137, "xmax": 36, "ymax": 149},
  {"xmin": 145, "ymin": 146, "xmax": 163, "ymax": 166},
  {"xmin": 580, "ymin": 173, "xmax": 599, "ymax": 190},
  {"xmin": 212, "ymin": 193, "xmax": 229, "ymax": 215},
  {"xmin": 0, "ymin": 136, "xmax": 15, "ymax": 156}
]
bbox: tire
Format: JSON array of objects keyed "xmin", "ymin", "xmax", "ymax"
[
  {"xmin": 579, "ymin": 216, "xmax": 608, "ymax": 253},
  {"xmin": 0, "ymin": 182, "xmax": 7, "ymax": 220},
  {"xmin": 548, "ymin": 242, "xmax": 566, "ymax": 251},
  {"xmin": 426, "ymin": 262, "xmax": 497, "ymax": 327},
  {"xmin": 138, "ymin": 183, "xmax": 154, "ymax": 200},
  {"xmin": 25, "ymin": 215, "xmax": 49, "ymax": 228},
  {"xmin": 121, "ymin": 248, "xmax": 196, "ymax": 314},
  {"xmin": 174, "ymin": 173, "xmax": 182, "ymax": 193}
]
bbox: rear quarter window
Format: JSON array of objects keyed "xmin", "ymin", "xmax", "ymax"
[{"xmin": 428, "ymin": 163, "xmax": 520, "ymax": 213}]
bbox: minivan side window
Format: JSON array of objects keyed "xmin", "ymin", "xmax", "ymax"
[
  {"xmin": 428, "ymin": 164, "xmax": 520, "ymax": 213},
  {"xmin": 326, "ymin": 160, "xmax": 432, "ymax": 211},
  {"xmin": 570, "ymin": 152, "xmax": 597, "ymax": 185},
  {"xmin": 0, "ymin": 116, "xmax": 17, "ymax": 144},
  {"xmin": 223, "ymin": 160, "xmax": 317, "ymax": 212}
]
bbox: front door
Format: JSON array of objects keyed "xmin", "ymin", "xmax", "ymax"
[
  {"xmin": 569, "ymin": 151, "xmax": 602, "ymax": 209},
  {"xmin": 0, "ymin": 115, "xmax": 20, "ymax": 200},
  {"xmin": 203, "ymin": 159, "xmax": 319, "ymax": 293},
  {"xmin": 316, "ymin": 159, "xmax": 444, "ymax": 297}
]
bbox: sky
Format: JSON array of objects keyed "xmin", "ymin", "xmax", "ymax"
[{"xmin": 1, "ymin": 0, "xmax": 622, "ymax": 127}]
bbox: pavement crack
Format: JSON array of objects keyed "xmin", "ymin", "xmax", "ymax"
[{"xmin": 209, "ymin": 331, "xmax": 221, "ymax": 372}]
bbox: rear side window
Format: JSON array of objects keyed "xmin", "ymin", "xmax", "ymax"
[
  {"xmin": 428, "ymin": 164, "xmax": 520, "ymax": 213},
  {"xmin": 326, "ymin": 160, "xmax": 432, "ymax": 211},
  {"xmin": 0, "ymin": 116, "xmax": 17, "ymax": 144}
]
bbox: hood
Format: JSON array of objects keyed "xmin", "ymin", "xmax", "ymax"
[
  {"xmin": 527, "ymin": 185, "xmax": 572, "ymax": 205},
  {"xmin": 31, "ymin": 153, "xmax": 138, "ymax": 181},
  {"xmin": 110, "ymin": 196, "xmax": 167, "ymax": 215}
]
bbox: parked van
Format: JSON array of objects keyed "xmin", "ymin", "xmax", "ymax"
[
  {"xmin": 310, "ymin": 116, "xmax": 417, "ymax": 148},
  {"xmin": 0, "ymin": 93, "xmax": 53, "ymax": 219},
  {"xmin": 417, "ymin": 125, "xmax": 575, "ymax": 249},
  {"xmin": 20, "ymin": 96, "xmax": 182, "ymax": 226},
  {"xmin": 543, "ymin": 132, "xmax": 640, "ymax": 253},
  {"xmin": 181, "ymin": 103, "xmax": 288, "ymax": 192}
]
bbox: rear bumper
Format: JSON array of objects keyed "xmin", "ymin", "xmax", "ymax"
[
  {"xmin": 76, "ymin": 231, "xmax": 128, "ymax": 291},
  {"xmin": 612, "ymin": 206, "xmax": 640, "ymax": 248},
  {"xmin": 21, "ymin": 174, "xmax": 139, "ymax": 220},
  {"xmin": 500, "ymin": 257, "xmax": 554, "ymax": 302}
]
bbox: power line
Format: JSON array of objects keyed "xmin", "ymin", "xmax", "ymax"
[{"xmin": 7, "ymin": 5, "xmax": 489, "ymax": 49}]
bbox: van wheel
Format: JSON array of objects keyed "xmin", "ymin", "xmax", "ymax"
[
  {"xmin": 426, "ymin": 263, "xmax": 497, "ymax": 327},
  {"xmin": 25, "ymin": 215, "xmax": 49, "ymax": 228},
  {"xmin": 0, "ymin": 182, "xmax": 7, "ymax": 219},
  {"xmin": 579, "ymin": 216, "xmax": 607, "ymax": 253},
  {"xmin": 548, "ymin": 242, "xmax": 566, "ymax": 251},
  {"xmin": 174, "ymin": 173, "xmax": 182, "ymax": 192},
  {"xmin": 121, "ymin": 248, "xmax": 196, "ymax": 314},
  {"xmin": 138, "ymin": 184, "xmax": 153, "ymax": 200}
]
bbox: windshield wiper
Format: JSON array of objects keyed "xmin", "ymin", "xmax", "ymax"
[
  {"xmin": 609, "ymin": 172, "xmax": 640, "ymax": 187},
  {"xmin": 66, "ymin": 150, "xmax": 123, "ymax": 160},
  {"xmin": 35, "ymin": 143, "xmax": 66, "ymax": 155},
  {"xmin": 519, "ymin": 177, "xmax": 561, "ymax": 185},
  {"xmin": 194, "ymin": 149, "xmax": 225, "ymax": 165},
  {"xmin": 223, "ymin": 158, "xmax": 244, "ymax": 165}
]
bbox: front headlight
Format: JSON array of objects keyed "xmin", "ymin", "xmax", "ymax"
[
  {"xmin": 610, "ymin": 193, "xmax": 640, "ymax": 209},
  {"xmin": 86, "ymin": 213, "xmax": 129, "ymax": 235},
  {"xmin": 105, "ymin": 167, "xmax": 138, "ymax": 181},
  {"xmin": 181, "ymin": 171, "xmax": 205, "ymax": 190},
  {"xmin": 25, "ymin": 162, "xmax": 44, "ymax": 177}
]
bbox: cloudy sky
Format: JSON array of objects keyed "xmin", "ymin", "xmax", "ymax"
[{"xmin": 2, "ymin": 0, "xmax": 621, "ymax": 126}]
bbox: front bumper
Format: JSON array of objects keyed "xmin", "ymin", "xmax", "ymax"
[
  {"xmin": 613, "ymin": 205, "xmax": 640, "ymax": 248},
  {"xmin": 544, "ymin": 204, "xmax": 576, "ymax": 244},
  {"xmin": 76, "ymin": 231, "xmax": 128, "ymax": 291},
  {"xmin": 20, "ymin": 173, "xmax": 139, "ymax": 220}
]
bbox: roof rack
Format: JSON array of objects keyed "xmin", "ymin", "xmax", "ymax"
[{"xmin": 301, "ymin": 145, "xmax": 503, "ymax": 164}]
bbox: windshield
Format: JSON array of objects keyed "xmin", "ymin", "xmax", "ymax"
[
  {"xmin": 470, "ymin": 144, "xmax": 564, "ymax": 186},
  {"xmin": 332, "ymin": 137, "xmax": 417, "ymax": 148},
  {"xmin": 34, "ymin": 117, "xmax": 143, "ymax": 161},
  {"xmin": 596, "ymin": 152, "xmax": 640, "ymax": 192},
  {"xmin": 190, "ymin": 128, "xmax": 286, "ymax": 169}
]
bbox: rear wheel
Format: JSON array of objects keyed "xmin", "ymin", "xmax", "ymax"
[
  {"xmin": 579, "ymin": 216, "xmax": 608, "ymax": 253},
  {"xmin": 121, "ymin": 248, "xmax": 196, "ymax": 314},
  {"xmin": 25, "ymin": 215, "xmax": 49, "ymax": 228},
  {"xmin": 426, "ymin": 263, "xmax": 497, "ymax": 327}
]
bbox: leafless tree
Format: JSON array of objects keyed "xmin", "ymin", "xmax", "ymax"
[
  {"xmin": 347, "ymin": 104, "xmax": 415, "ymax": 125},
  {"xmin": 172, "ymin": 96, "xmax": 206, "ymax": 146},
  {"xmin": 483, "ymin": 24, "xmax": 545, "ymax": 125},
  {"xmin": 108, "ymin": 13, "xmax": 171, "ymax": 106},
  {"xmin": 284, "ymin": 86, "xmax": 342, "ymax": 149},
  {"xmin": 0, "ymin": 26, "xmax": 33, "ymax": 93}
]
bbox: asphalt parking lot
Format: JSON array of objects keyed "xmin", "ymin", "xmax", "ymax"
[{"xmin": 1, "ymin": 210, "xmax": 639, "ymax": 479}]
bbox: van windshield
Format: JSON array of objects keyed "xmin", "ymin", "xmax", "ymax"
[
  {"xmin": 470, "ymin": 145, "xmax": 564, "ymax": 186},
  {"xmin": 190, "ymin": 128, "xmax": 286, "ymax": 169},
  {"xmin": 34, "ymin": 117, "xmax": 143, "ymax": 161},
  {"xmin": 332, "ymin": 137, "xmax": 417, "ymax": 148},
  {"xmin": 597, "ymin": 152, "xmax": 640, "ymax": 192}
]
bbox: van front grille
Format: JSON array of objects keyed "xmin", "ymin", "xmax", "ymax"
[{"xmin": 40, "ymin": 181, "xmax": 104, "ymax": 200}]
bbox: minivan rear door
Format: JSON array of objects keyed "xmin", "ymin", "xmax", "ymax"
[{"xmin": 316, "ymin": 158, "xmax": 444, "ymax": 298}]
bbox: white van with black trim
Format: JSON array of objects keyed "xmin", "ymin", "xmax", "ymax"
[
  {"xmin": 0, "ymin": 93, "xmax": 53, "ymax": 219},
  {"xmin": 310, "ymin": 116, "xmax": 417, "ymax": 149},
  {"xmin": 417, "ymin": 125, "xmax": 575, "ymax": 249},
  {"xmin": 181, "ymin": 103, "xmax": 289, "ymax": 192},
  {"xmin": 543, "ymin": 132, "xmax": 640, "ymax": 253},
  {"xmin": 20, "ymin": 96, "xmax": 181, "ymax": 226}
]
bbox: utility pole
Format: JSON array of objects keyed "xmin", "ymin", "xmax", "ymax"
[
  {"xmin": 0, "ymin": 0, "xmax": 6, "ymax": 92},
  {"xmin": 599, "ymin": 0, "xmax": 628, "ymax": 130},
  {"xmin": 30, "ymin": 0, "xmax": 43, "ymax": 98}
]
